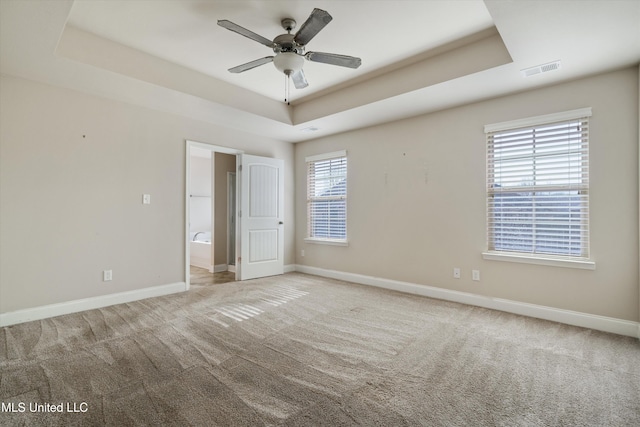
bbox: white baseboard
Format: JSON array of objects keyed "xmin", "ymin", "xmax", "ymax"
[
  {"xmin": 190, "ymin": 257, "xmax": 210, "ymax": 270},
  {"xmin": 214, "ymin": 264, "xmax": 228, "ymax": 273},
  {"xmin": 294, "ymin": 265, "xmax": 640, "ymax": 339},
  {"xmin": 0, "ymin": 282, "xmax": 186, "ymax": 327},
  {"xmin": 4, "ymin": 268, "xmax": 637, "ymax": 339}
]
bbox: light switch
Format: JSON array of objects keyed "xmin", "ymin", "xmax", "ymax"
[{"xmin": 142, "ymin": 194, "xmax": 151, "ymax": 204}]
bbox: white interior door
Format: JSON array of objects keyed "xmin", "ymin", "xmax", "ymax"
[{"xmin": 237, "ymin": 154, "xmax": 284, "ymax": 280}]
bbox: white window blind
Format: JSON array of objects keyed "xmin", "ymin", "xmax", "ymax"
[
  {"xmin": 306, "ymin": 151, "xmax": 347, "ymax": 241},
  {"xmin": 486, "ymin": 110, "xmax": 590, "ymax": 259}
]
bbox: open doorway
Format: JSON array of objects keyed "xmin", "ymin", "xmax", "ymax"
[
  {"xmin": 212, "ymin": 153, "xmax": 236, "ymax": 273},
  {"xmin": 186, "ymin": 141, "xmax": 285, "ymax": 288},
  {"xmin": 185, "ymin": 141, "xmax": 241, "ymax": 290}
]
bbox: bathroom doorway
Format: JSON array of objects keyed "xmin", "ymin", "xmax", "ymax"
[
  {"xmin": 186, "ymin": 140, "xmax": 284, "ymax": 287},
  {"xmin": 186, "ymin": 141, "xmax": 241, "ymax": 290},
  {"xmin": 213, "ymin": 152, "xmax": 236, "ymax": 273}
]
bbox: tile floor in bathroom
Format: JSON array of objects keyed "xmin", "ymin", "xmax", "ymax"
[{"xmin": 189, "ymin": 266, "xmax": 236, "ymax": 286}]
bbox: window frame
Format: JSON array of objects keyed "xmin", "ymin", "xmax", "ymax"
[
  {"xmin": 482, "ymin": 108, "xmax": 595, "ymax": 270},
  {"xmin": 304, "ymin": 150, "xmax": 348, "ymax": 246}
]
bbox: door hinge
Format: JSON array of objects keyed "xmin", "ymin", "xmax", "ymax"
[{"xmin": 238, "ymin": 165, "xmax": 242, "ymax": 172}]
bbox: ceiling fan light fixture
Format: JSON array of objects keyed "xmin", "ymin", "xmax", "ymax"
[{"xmin": 273, "ymin": 52, "xmax": 304, "ymax": 74}]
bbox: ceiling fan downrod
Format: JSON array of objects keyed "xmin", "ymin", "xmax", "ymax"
[{"xmin": 281, "ymin": 18, "xmax": 296, "ymax": 33}]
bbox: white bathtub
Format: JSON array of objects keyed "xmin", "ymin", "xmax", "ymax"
[{"xmin": 190, "ymin": 232, "xmax": 211, "ymax": 270}]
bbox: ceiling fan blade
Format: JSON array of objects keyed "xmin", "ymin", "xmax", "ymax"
[
  {"xmin": 217, "ymin": 20, "xmax": 274, "ymax": 48},
  {"xmin": 291, "ymin": 69, "xmax": 309, "ymax": 89},
  {"xmin": 305, "ymin": 52, "xmax": 362, "ymax": 69},
  {"xmin": 294, "ymin": 8, "xmax": 332, "ymax": 46},
  {"xmin": 228, "ymin": 56, "xmax": 274, "ymax": 73}
]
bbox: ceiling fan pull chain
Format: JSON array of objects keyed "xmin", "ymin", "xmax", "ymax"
[{"xmin": 284, "ymin": 73, "xmax": 291, "ymax": 105}]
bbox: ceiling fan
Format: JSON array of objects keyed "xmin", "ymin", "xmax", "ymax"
[{"xmin": 218, "ymin": 8, "xmax": 362, "ymax": 92}]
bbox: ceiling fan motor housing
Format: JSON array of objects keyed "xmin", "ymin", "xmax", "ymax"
[{"xmin": 273, "ymin": 34, "xmax": 304, "ymax": 55}]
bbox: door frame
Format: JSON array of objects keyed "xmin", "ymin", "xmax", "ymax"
[
  {"xmin": 185, "ymin": 140, "xmax": 242, "ymax": 290},
  {"xmin": 227, "ymin": 171, "xmax": 237, "ymax": 272}
]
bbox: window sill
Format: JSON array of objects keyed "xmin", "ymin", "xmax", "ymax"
[
  {"xmin": 482, "ymin": 251, "xmax": 595, "ymax": 270},
  {"xmin": 304, "ymin": 238, "xmax": 349, "ymax": 247}
]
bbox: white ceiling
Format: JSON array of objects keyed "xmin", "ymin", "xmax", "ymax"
[{"xmin": 1, "ymin": 1, "xmax": 639, "ymax": 143}]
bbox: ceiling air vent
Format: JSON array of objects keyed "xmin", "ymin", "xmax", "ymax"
[
  {"xmin": 301, "ymin": 126, "xmax": 320, "ymax": 133},
  {"xmin": 521, "ymin": 60, "xmax": 561, "ymax": 77}
]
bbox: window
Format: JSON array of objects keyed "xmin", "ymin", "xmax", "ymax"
[
  {"xmin": 306, "ymin": 151, "xmax": 347, "ymax": 243},
  {"xmin": 484, "ymin": 108, "xmax": 592, "ymax": 267}
]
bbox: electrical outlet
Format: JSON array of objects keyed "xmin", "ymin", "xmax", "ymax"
[
  {"xmin": 472, "ymin": 270, "xmax": 480, "ymax": 281},
  {"xmin": 103, "ymin": 270, "xmax": 112, "ymax": 281},
  {"xmin": 453, "ymin": 268, "xmax": 461, "ymax": 279},
  {"xmin": 301, "ymin": 249, "xmax": 305, "ymax": 257}
]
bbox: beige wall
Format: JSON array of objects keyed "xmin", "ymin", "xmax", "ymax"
[
  {"xmin": 213, "ymin": 152, "xmax": 235, "ymax": 266},
  {"xmin": 295, "ymin": 67, "xmax": 639, "ymax": 322},
  {"xmin": 0, "ymin": 75, "xmax": 294, "ymax": 313}
]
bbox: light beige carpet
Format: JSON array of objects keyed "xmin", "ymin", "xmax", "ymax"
[{"xmin": 1, "ymin": 273, "xmax": 639, "ymax": 426}]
